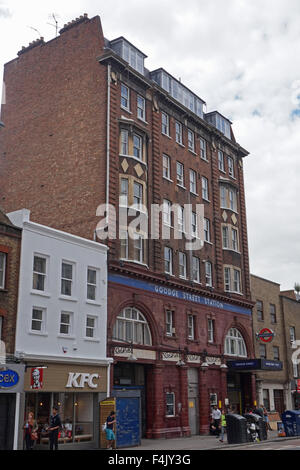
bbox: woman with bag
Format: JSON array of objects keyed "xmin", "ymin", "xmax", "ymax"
[{"xmin": 24, "ymin": 411, "xmax": 38, "ymax": 450}]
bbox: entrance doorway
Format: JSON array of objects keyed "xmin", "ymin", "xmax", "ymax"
[
  {"xmin": 0, "ymin": 394, "xmax": 16, "ymax": 450},
  {"xmin": 113, "ymin": 362, "xmax": 148, "ymax": 438},
  {"xmin": 274, "ymin": 389, "xmax": 285, "ymax": 415},
  {"xmin": 227, "ymin": 372, "xmax": 252, "ymax": 413}
]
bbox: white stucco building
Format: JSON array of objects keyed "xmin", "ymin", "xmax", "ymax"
[{"xmin": 7, "ymin": 209, "xmax": 112, "ymax": 449}]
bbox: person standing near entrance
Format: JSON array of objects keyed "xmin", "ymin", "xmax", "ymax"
[
  {"xmin": 211, "ymin": 406, "xmax": 221, "ymax": 438},
  {"xmin": 105, "ymin": 411, "xmax": 116, "ymax": 449},
  {"xmin": 23, "ymin": 411, "xmax": 38, "ymax": 450},
  {"xmin": 48, "ymin": 406, "xmax": 62, "ymax": 451},
  {"xmin": 219, "ymin": 409, "xmax": 226, "ymax": 443}
]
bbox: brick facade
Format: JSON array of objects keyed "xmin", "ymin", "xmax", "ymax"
[
  {"xmin": 0, "ymin": 14, "xmax": 255, "ymax": 437},
  {"xmin": 0, "ymin": 210, "xmax": 21, "ymax": 355}
]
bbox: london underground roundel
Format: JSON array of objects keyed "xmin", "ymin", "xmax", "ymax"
[{"xmin": 256, "ymin": 328, "xmax": 275, "ymax": 343}]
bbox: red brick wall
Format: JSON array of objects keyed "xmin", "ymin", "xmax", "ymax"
[
  {"xmin": 0, "ymin": 221, "xmax": 21, "ymax": 354},
  {"xmin": 0, "ymin": 16, "xmax": 107, "ymax": 240}
]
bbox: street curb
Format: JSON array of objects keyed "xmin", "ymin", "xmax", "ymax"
[{"xmin": 208, "ymin": 435, "xmax": 300, "ymax": 450}]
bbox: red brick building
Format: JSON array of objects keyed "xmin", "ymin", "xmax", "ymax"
[
  {"xmin": 0, "ymin": 209, "xmax": 21, "ymax": 356},
  {"xmin": 0, "ymin": 14, "xmax": 255, "ymax": 440}
]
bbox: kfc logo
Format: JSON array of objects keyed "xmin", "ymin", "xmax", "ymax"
[{"xmin": 31, "ymin": 368, "xmax": 43, "ymax": 390}]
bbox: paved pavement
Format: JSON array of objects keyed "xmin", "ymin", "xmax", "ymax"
[{"xmin": 121, "ymin": 430, "xmax": 299, "ymax": 451}]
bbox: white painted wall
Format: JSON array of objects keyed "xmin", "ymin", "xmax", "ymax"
[{"xmin": 8, "ymin": 210, "xmax": 109, "ymax": 364}]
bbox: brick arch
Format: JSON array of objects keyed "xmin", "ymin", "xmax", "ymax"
[
  {"xmin": 221, "ymin": 320, "xmax": 253, "ymax": 358},
  {"xmin": 108, "ymin": 298, "xmax": 160, "ymax": 347}
]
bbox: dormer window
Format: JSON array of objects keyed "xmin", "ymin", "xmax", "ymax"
[{"xmin": 110, "ymin": 37, "xmax": 146, "ymax": 75}]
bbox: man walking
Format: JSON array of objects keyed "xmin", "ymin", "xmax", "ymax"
[
  {"xmin": 211, "ymin": 405, "xmax": 221, "ymax": 438},
  {"xmin": 105, "ymin": 411, "xmax": 116, "ymax": 450},
  {"xmin": 48, "ymin": 406, "xmax": 62, "ymax": 451}
]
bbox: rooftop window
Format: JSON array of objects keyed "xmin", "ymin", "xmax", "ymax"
[
  {"xmin": 205, "ymin": 112, "xmax": 231, "ymax": 140},
  {"xmin": 110, "ymin": 37, "xmax": 146, "ymax": 75},
  {"xmin": 150, "ymin": 69, "xmax": 205, "ymax": 119}
]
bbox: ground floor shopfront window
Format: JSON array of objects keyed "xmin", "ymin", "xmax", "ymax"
[{"xmin": 25, "ymin": 392, "xmax": 94, "ymax": 445}]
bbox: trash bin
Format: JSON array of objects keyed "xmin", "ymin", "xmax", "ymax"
[
  {"xmin": 282, "ymin": 410, "xmax": 300, "ymax": 437},
  {"xmin": 226, "ymin": 414, "xmax": 248, "ymax": 444},
  {"xmin": 244, "ymin": 413, "xmax": 267, "ymax": 441}
]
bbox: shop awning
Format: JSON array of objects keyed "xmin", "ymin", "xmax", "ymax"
[{"xmin": 227, "ymin": 358, "xmax": 283, "ymax": 371}]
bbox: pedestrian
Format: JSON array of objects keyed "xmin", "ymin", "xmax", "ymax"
[
  {"xmin": 211, "ymin": 405, "xmax": 221, "ymax": 438},
  {"xmin": 219, "ymin": 409, "xmax": 226, "ymax": 443},
  {"xmin": 263, "ymin": 406, "xmax": 271, "ymax": 431},
  {"xmin": 24, "ymin": 411, "xmax": 38, "ymax": 450},
  {"xmin": 254, "ymin": 404, "xmax": 264, "ymax": 418},
  {"xmin": 48, "ymin": 406, "xmax": 62, "ymax": 451},
  {"xmin": 105, "ymin": 411, "xmax": 116, "ymax": 449}
]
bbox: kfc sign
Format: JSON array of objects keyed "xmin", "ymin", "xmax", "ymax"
[
  {"xmin": 31, "ymin": 368, "xmax": 43, "ymax": 390},
  {"xmin": 66, "ymin": 372, "xmax": 100, "ymax": 389}
]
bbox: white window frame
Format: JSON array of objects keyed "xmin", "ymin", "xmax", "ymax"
[
  {"xmin": 200, "ymin": 138, "xmax": 207, "ymax": 160},
  {"xmin": 166, "ymin": 310, "xmax": 174, "ymax": 337},
  {"xmin": 121, "ymin": 83, "xmax": 130, "ymax": 111},
  {"xmin": 137, "ymin": 95, "xmax": 146, "ymax": 121},
  {"xmin": 161, "ymin": 111, "xmax": 170, "ymax": 136},
  {"xmin": 176, "ymin": 162, "xmax": 184, "ymax": 187},
  {"xmin": 120, "ymin": 177, "xmax": 129, "ymax": 207},
  {"xmin": 218, "ymin": 150, "xmax": 225, "ymax": 172},
  {"xmin": 205, "ymin": 261, "xmax": 212, "ymax": 287},
  {"xmin": 113, "ymin": 307, "xmax": 152, "ymax": 345},
  {"xmin": 120, "ymin": 230, "xmax": 129, "ymax": 259},
  {"xmin": 163, "ymin": 154, "xmax": 171, "ymax": 180},
  {"xmin": 188, "ymin": 315, "xmax": 195, "ymax": 340},
  {"xmin": 163, "ymin": 199, "xmax": 172, "ymax": 226},
  {"xmin": 175, "ymin": 121, "xmax": 183, "ymax": 144},
  {"xmin": 179, "ymin": 251, "xmax": 187, "ymax": 279},
  {"xmin": 166, "ymin": 392, "xmax": 175, "ymax": 417},
  {"xmin": 192, "ymin": 256, "xmax": 200, "ymax": 283},
  {"xmin": 208, "ymin": 318, "xmax": 214, "ymax": 343},
  {"xmin": 228, "ymin": 156, "xmax": 234, "ymax": 177},
  {"xmin": 61, "ymin": 261, "xmax": 74, "ymax": 297},
  {"xmin": 133, "ymin": 181, "xmax": 143, "ymax": 207},
  {"xmin": 120, "ymin": 129, "xmax": 129, "ymax": 155},
  {"xmin": 59, "ymin": 311, "xmax": 73, "ymax": 336},
  {"xmin": 0, "ymin": 252, "xmax": 6, "ymax": 289},
  {"xmin": 32, "ymin": 254, "xmax": 47, "ymax": 292},
  {"xmin": 85, "ymin": 315, "xmax": 97, "ymax": 339},
  {"xmin": 204, "ymin": 218, "xmax": 211, "ymax": 243},
  {"xmin": 191, "ymin": 212, "xmax": 197, "ymax": 238},
  {"xmin": 87, "ymin": 267, "xmax": 98, "ymax": 301},
  {"xmin": 30, "ymin": 307, "xmax": 46, "ymax": 335},
  {"xmin": 202, "ymin": 176, "xmax": 209, "ymax": 201},
  {"xmin": 224, "ymin": 328, "xmax": 247, "ymax": 357},
  {"xmin": 189, "ymin": 169, "xmax": 197, "ymax": 194},
  {"xmin": 133, "ymin": 133, "xmax": 143, "ymax": 160},
  {"xmin": 133, "ymin": 233, "xmax": 144, "ymax": 264},
  {"xmin": 187, "ymin": 129, "xmax": 195, "ymax": 152},
  {"xmin": 164, "ymin": 247, "xmax": 173, "ymax": 275}
]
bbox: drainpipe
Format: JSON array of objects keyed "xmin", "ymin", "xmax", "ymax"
[{"xmin": 106, "ymin": 63, "xmax": 111, "ymax": 228}]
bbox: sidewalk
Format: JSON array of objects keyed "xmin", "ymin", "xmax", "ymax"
[{"xmin": 121, "ymin": 430, "xmax": 294, "ymax": 451}]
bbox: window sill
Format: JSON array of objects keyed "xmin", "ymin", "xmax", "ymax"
[
  {"xmin": 59, "ymin": 295, "xmax": 78, "ymax": 302},
  {"xmin": 57, "ymin": 334, "xmax": 76, "ymax": 340},
  {"xmin": 119, "ymin": 153, "xmax": 147, "ymax": 167},
  {"xmin": 177, "ymin": 184, "xmax": 186, "ymax": 190},
  {"xmin": 121, "ymin": 106, "xmax": 132, "ymax": 115},
  {"xmin": 30, "ymin": 290, "xmax": 51, "ymax": 298},
  {"xmin": 190, "ymin": 191, "xmax": 199, "ymax": 197},
  {"xmin": 29, "ymin": 331, "xmax": 48, "ymax": 337},
  {"xmin": 137, "ymin": 117, "xmax": 148, "ymax": 125},
  {"xmin": 119, "ymin": 258, "xmax": 149, "ymax": 269},
  {"xmin": 176, "ymin": 141, "xmax": 185, "ymax": 148},
  {"xmin": 163, "ymin": 177, "xmax": 174, "ymax": 183},
  {"xmin": 83, "ymin": 337, "xmax": 100, "ymax": 342},
  {"xmin": 86, "ymin": 300, "xmax": 102, "ymax": 307},
  {"xmin": 188, "ymin": 149, "xmax": 197, "ymax": 156},
  {"xmin": 222, "ymin": 248, "xmax": 241, "ymax": 254},
  {"xmin": 201, "ymin": 157, "xmax": 209, "ymax": 163},
  {"xmin": 202, "ymin": 198, "xmax": 210, "ymax": 203},
  {"xmin": 162, "ymin": 132, "xmax": 172, "ymax": 139}
]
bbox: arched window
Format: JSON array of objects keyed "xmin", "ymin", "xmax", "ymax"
[
  {"xmin": 224, "ymin": 328, "xmax": 247, "ymax": 357},
  {"xmin": 113, "ymin": 307, "xmax": 152, "ymax": 346}
]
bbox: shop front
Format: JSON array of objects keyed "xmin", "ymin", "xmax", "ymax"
[
  {"xmin": 23, "ymin": 362, "xmax": 109, "ymax": 449},
  {"xmin": 0, "ymin": 363, "xmax": 25, "ymax": 450}
]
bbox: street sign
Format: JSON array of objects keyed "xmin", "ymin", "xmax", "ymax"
[{"xmin": 256, "ymin": 328, "xmax": 275, "ymax": 343}]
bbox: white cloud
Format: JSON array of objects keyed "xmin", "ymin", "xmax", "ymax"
[{"xmin": 1, "ymin": 0, "xmax": 300, "ymax": 289}]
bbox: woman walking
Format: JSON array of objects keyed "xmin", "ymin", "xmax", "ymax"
[{"xmin": 24, "ymin": 411, "xmax": 38, "ymax": 450}]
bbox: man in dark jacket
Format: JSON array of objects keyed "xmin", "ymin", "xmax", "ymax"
[{"xmin": 48, "ymin": 406, "xmax": 62, "ymax": 450}]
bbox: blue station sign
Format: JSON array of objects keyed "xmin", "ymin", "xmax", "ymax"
[
  {"xmin": 0, "ymin": 368, "xmax": 20, "ymax": 389},
  {"xmin": 227, "ymin": 359, "xmax": 283, "ymax": 371}
]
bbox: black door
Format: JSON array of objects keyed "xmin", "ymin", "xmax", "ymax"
[{"xmin": 0, "ymin": 394, "xmax": 16, "ymax": 450}]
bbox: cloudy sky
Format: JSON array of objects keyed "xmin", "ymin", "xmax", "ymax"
[{"xmin": 1, "ymin": 0, "xmax": 300, "ymax": 290}]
